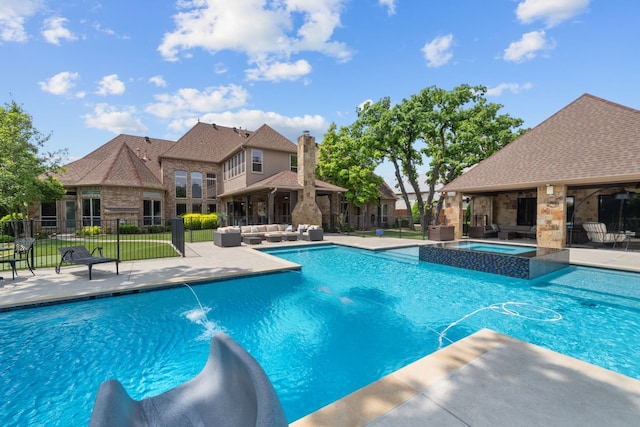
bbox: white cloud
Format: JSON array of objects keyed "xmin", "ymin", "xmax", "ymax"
[
  {"xmin": 158, "ymin": 0, "xmax": 352, "ymax": 70},
  {"xmin": 214, "ymin": 63, "xmax": 228, "ymax": 74},
  {"xmin": 145, "ymin": 84, "xmax": 249, "ymax": 119},
  {"xmin": 516, "ymin": 0, "xmax": 589, "ymax": 27},
  {"xmin": 245, "ymin": 59, "xmax": 312, "ymax": 81},
  {"xmin": 379, "ymin": 0, "xmax": 397, "ymax": 15},
  {"xmin": 486, "ymin": 82, "xmax": 534, "ymax": 96},
  {"xmin": 38, "ymin": 71, "xmax": 80, "ymax": 95},
  {"xmin": 96, "ymin": 74, "xmax": 126, "ymax": 95},
  {"xmin": 148, "ymin": 75, "xmax": 167, "ymax": 88},
  {"xmin": 503, "ymin": 30, "xmax": 553, "ymax": 62},
  {"xmin": 0, "ymin": 0, "xmax": 42, "ymax": 42},
  {"xmin": 92, "ymin": 22, "xmax": 129, "ymax": 39},
  {"xmin": 42, "ymin": 16, "xmax": 77, "ymax": 45},
  {"xmin": 167, "ymin": 109, "xmax": 329, "ymax": 142},
  {"xmin": 421, "ymin": 34, "xmax": 454, "ymax": 67},
  {"xmin": 83, "ymin": 103, "xmax": 148, "ymax": 134}
]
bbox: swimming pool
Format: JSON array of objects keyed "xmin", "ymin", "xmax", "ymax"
[{"xmin": 1, "ymin": 244, "xmax": 639, "ymax": 425}]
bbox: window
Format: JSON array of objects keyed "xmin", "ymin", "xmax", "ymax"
[
  {"xmin": 82, "ymin": 198, "xmax": 101, "ymax": 226},
  {"xmin": 176, "ymin": 203, "xmax": 187, "ymax": 216},
  {"xmin": 517, "ymin": 197, "xmax": 536, "ymax": 226},
  {"xmin": 207, "ymin": 204, "xmax": 217, "ymax": 213},
  {"xmin": 175, "ymin": 171, "xmax": 187, "ymax": 198},
  {"xmin": 41, "ymin": 202, "xmax": 57, "ymax": 227},
  {"xmin": 378, "ymin": 203, "xmax": 389, "ymax": 224},
  {"xmin": 192, "ymin": 203, "xmax": 202, "ymax": 214},
  {"xmin": 206, "ymin": 173, "xmax": 217, "ymax": 199},
  {"xmin": 290, "ymin": 154, "xmax": 298, "ymax": 172},
  {"xmin": 191, "ymin": 172, "xmax": 202, "ymax": 198},
  {"xmin": 143, "ymin": 199, "xmax": 162, "ymax": 225},
  {"xmin": 65, "ymin": 200, "xmax": 76, "ymax": 229},
  {"xmin": 252, "ymin": 149, "xmax": 263, "ymax": 173},
  {"xmin": 223, "ymin": 151, "xmax": 245, "ymax": 180}
]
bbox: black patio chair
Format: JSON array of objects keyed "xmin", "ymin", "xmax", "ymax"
[{"xmin": 0, "ymin": 237, "xmax": 36, "ymax": 280}]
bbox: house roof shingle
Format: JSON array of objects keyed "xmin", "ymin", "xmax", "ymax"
[
  {"xmin": 161, "ymin": 122, "xmax": 295, "ymax": 163},
  {"xmin": 442, "ymin": 94, "xmax": 640, "ymax": 193},
  {"xmin": 57, "ymin": 134, "xmax": 174, "ymax": 188}
]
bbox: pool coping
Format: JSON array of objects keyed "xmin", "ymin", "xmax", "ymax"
[{"xmin": 291, "ymin": 328, "xmax": 640, "ymax": 426}]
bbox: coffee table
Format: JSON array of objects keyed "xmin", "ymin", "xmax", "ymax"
[
  {"xmin": 243, "ymin": 236, "xmax": 262, "ymax": 245},
  {"xmin": 498, "ymin": 231, "xmax": 516, "ymax": 240}
]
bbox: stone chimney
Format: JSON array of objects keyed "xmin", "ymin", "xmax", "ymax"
[{"xmin": 291, "ymin": 131, "xmax": 322, "ymax": 226}]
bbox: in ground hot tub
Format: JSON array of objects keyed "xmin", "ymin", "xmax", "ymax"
[{"xmin": 419, "ymin": 241, "xmax": 569, "ymax": 279}]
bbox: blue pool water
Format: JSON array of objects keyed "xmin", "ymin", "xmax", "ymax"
[
  {"xmin": 1, "ymin": 244, "xmax": 640, "ymax": 425},
  {"xmin": 449, "ymin": 241, "xmax": 536, "ymax": 254}
]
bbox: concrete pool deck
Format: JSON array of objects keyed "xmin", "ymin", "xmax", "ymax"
[{"xmin": 1, "ymin": 235, "xmax": 640, "ymax": 425}]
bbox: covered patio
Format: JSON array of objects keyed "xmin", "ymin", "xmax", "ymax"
[{"xmin": 439, "ymin": 94, "xmax": 640, "ymax": 249}]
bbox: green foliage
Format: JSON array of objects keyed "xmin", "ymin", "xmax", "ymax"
[
  {"xmin": 0, "ymin": 99, "xmax": 67, "ymax": 217},
  {"xmin": 354, "ymin": 84, "xmax": 525, "ymax": 226},
  {"xmin": 317, "ymin": 122, "xmax": 382, "ymax": 207},
  {"xmin": 119, "ymin": 224, "xmax": 142, "ymax": 234},
  {"xmin": 183, "ymin": 213, "xmax": 218, "ymax": 230},
  {"xmin": 147, "ymin": 225, "xmax": 170, "ymax": 233},
  {"xmin": 411, "ymin": 202, "xmax": 421, "ymax": 223},
  {"xmin": 78, "ymin": 226, "xmax": 101, "ymax": 236},
  {"xmin": 0, "ymin": 234, "xmax": 13, "ymax": 243}
]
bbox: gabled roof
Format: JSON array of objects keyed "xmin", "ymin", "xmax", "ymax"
[
  {"xmin": 161, "ymin": 122, "xmax": 295, "ymax": 163},
  {"xmin": 57, "ymin": 134, "xmax": 174, "ymax": 188},
  {"xmin": 218, "ymin": 170, "xmax": 347, "ymax": 197},
  {"xmin": 442, "ymin": 94, "xmax": 640, "ymax": 193},
  {"xmin": 242, "ymin": 124, "xmax": 298, "ymax": 154}
]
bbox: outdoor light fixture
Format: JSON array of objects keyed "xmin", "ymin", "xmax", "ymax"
[{"xmin": 546, "ymin": 184, "xmax": 554, "ymax": 195}]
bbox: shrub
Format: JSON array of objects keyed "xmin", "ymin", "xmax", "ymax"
[
  {"xmin": 200, "ymin": 213, "xmax": 218, "ymax": 229},
  {"xmin": 183, "ymin": 213, "xmax": 218, "ymax": 230},
  {"xmin": 78, "ymin": 226, "xmax": 101, "ymax": 236},
  {"xmin": 0, "ymin": 234, "xmax": 13, "ymax": 243},
  {"xmin": 147, "ymin": 225, "xmax": 170, "ymax": 233},
  {"xmin": 119, "ymin": 224, "xmax": 142, "ymax": 234}
]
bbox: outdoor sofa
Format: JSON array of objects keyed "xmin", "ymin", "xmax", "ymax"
[
  {"xmin": 214, "ymin": 224, "xmax": 323, "ymax": 246},
  {"xmin": 469, "ymin": 224, "xmax": 536, "ymax": 239}
]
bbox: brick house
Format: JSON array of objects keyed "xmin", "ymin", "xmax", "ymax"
[
  {"xmin": 440, "ymin": 94, "xmax": 640, "ymax": 248},
  {"xmin": 34, "ymin": 122, "xmax": 396, "ymax": 231}
]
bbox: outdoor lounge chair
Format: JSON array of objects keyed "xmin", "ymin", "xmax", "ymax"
[
  {"xmin": 581, "ymin": 222, "xmax": 630, "ymax": 250},
  {"xmin": 89, "ymin": 331, "xmax": 288, "ymax": 427},
  {"xmin": 55, "ymin": 246, "xmax": 119, "ymax": 280},
  {"xmin": 0, "ymin": 237, "xmax": 36, "ymax": 280}
]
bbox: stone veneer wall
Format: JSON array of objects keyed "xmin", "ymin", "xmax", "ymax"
[
  {"xmin": 441, "ymin": 193, "xmax": 464, "ymax": 239},
  {"xmin": 162, "ymin": 158, "xmax": 221, "ymax": 220},
  {"xmin": 471, "ymin": 195, "xmax": 493, "ymax": 225},
  {"xmin": 537, "ymin": 184, "xmax": 567, "ymax": 248},
  {"xmin": 291, "ymin": 134, "xmax": 322, "ymax": 226}
]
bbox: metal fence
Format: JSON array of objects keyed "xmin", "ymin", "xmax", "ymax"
[{"xmin": 0, "ymin": 218, "xmax": 213, "ymax": 275}]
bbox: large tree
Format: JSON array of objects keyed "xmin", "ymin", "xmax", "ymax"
[
  {"xmin": 317, "ymin": 122, "xmax": 382, "ymax": 228},
  {"xmin": 417, "ymin": 85, "xmax": 525, "ymax": 225},
  {"xmin": 356, "ymin": 84, "xmax": 525, "ymax": 228},
  {"xmin": 0, "ymin": 99, "xmax": 66, "ymax": 224}
]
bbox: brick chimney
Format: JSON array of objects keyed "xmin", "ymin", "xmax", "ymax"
[{"xmin": 291, "ymin": 131, "xmax": 322, "ymax": 226}]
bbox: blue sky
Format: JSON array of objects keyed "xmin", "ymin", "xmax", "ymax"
[{"xmin": 2, "ymin": 0, "xmax": 639, "ymax": 187}]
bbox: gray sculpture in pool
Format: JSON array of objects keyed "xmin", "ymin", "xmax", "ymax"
[{"xmin": 89, "ymin": 332, "xmax": 288, "ymax": 427}]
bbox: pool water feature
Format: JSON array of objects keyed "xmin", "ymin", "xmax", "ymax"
[
  {"xmin": 1, "ymin": 245, "xmax": 639, "ymax": 425},
  {"xmin": 420, "ymin": 241, "xmax": 569, "ymax": 279}
]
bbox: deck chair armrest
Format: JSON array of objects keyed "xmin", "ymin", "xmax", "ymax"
[
  {"xmin": 91, "ymin": 247, "xmax": 105, "ymax": 257},
  {"xmin": 61, "ymin": 248, "xmax": 75, "ymax": 260}
]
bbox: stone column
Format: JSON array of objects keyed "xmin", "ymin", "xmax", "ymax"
[
  {"xmin": 537, "ymin": 184, "xmax": 567, "ymax": 248},
  {"xmin": 442, "ymin": 192, "xmax": 464, "ymax": 239},
  {"xmin": 291, "ymin": 132, "xmax": 322, "ymax": 226}
]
